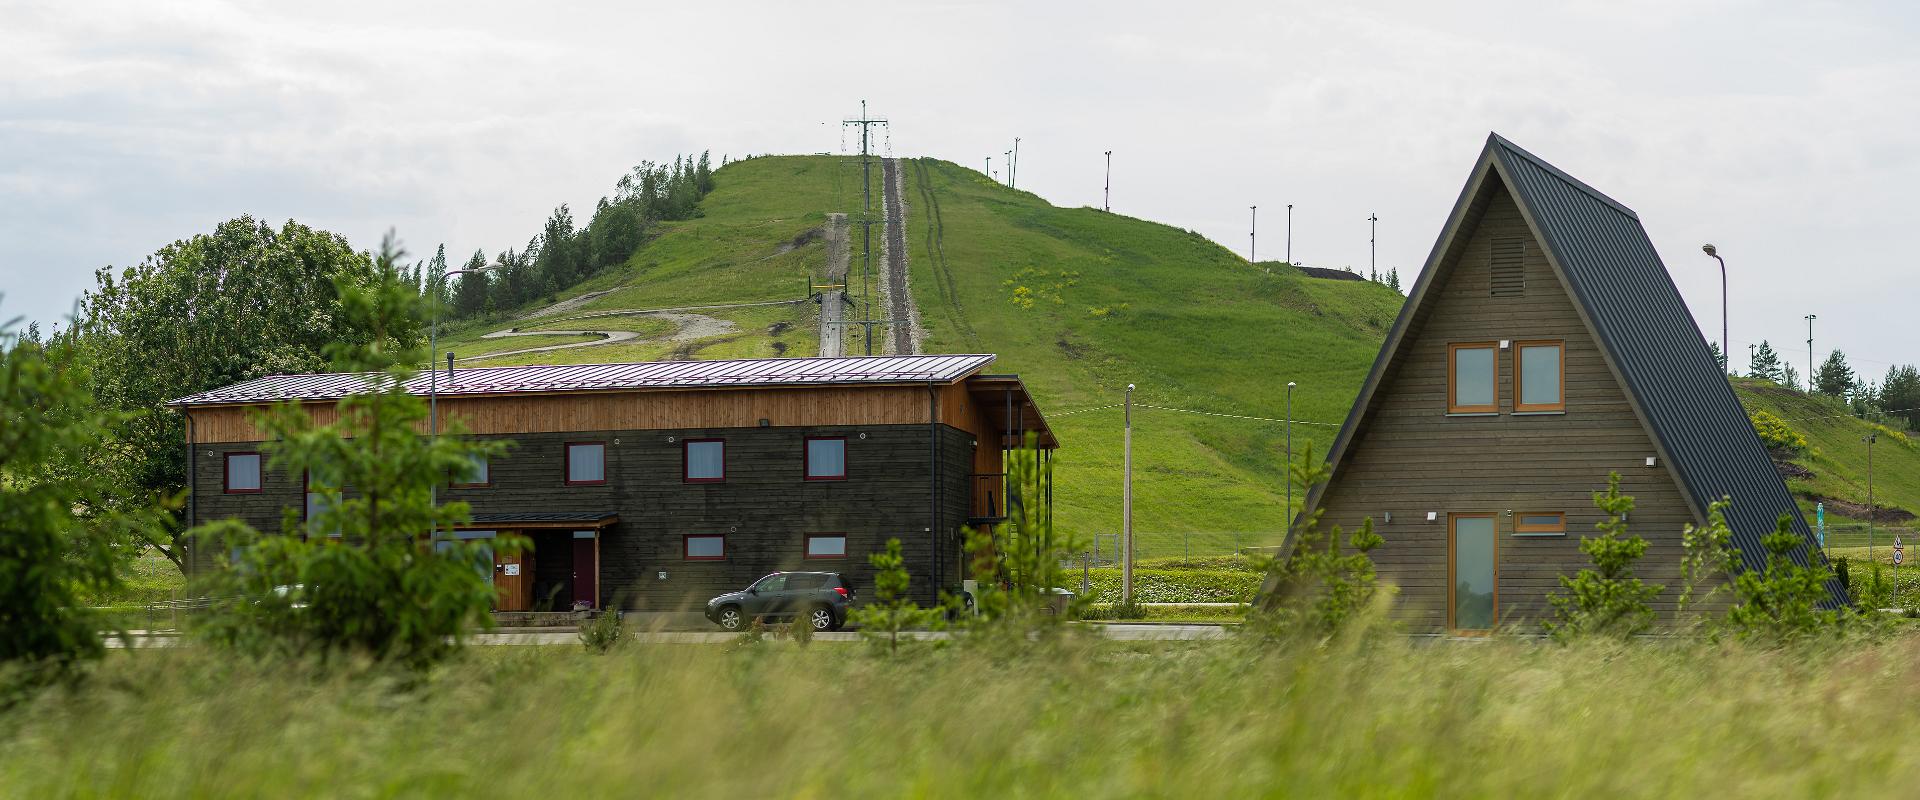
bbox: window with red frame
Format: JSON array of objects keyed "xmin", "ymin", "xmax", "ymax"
[
  {"xmin": 684, "ymin": 439, "xmax": 724, "ymax": 483},
  {"xmin": 224, "ymin": 452, "xmax": 263, "ymax": 493},
  {"xmin": 684, "ymin": 534, "xmax": 726, "ymax": 560},
  {"xmin": 566, "ymin": 442, "xmax": 606, "ymax": 485},
  {"xmin": 805, "ymin": 437, "xmax": 846, "ymax": 480},
  {"xmin": 805, "ymin": 534, "xmax": 847, "ymax": 560}
]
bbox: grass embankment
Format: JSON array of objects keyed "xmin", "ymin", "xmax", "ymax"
[
  {"xmin": 435, "ymin": 155, "xmax": 1406, "ymax": 558},
  {"xmin": 14, "ymin": 635, "xmax": 1920, "ymax": 796},
  {"xmin": 1733, "ymin": 377, "xmax": 1919, "ymax": 538}
]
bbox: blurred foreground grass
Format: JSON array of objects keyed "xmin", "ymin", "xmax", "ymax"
[{"xmin": 10, "ymin": 627, "xmax": 1920, "ymax": 797}]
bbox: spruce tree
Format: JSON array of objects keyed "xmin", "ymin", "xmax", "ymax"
[
  {"xmin": 1815, "ymin": 350, "xmax": 1854, "ymax": 397},
  {"xmin": 1545, "ymin": 472, "xmax": 1661, "ymax": 640},
  {"xmin": 1749, "ymin": 340, "xmax": 1783, "ymax": 382}
]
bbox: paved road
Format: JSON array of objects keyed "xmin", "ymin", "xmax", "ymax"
[
  {"xmin": 108, "ymin": 624, "xmax": 1229, "ymax": 649},
  {"xmin": 878, "ymin": 158, "xmax": 921, "ymax": 355}
]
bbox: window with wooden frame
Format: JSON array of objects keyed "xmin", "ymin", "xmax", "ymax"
[
  {"xmin": 1514, "ymin": 512, "xmax": 1566, "ymax": 536},
  {"xmin": 224, "ymin": 452, "xmax": 264, "ymax": 494},
  {"xmin": 684, "ymin": 439, "xmax": 725, "ymax": 483},
  {"xmin": 1514, "ymin": 340, "xmax": 1565, "ymax": 412},
  {"xmin": 1449, "ymin": 513, "xmax": 1498, "ymax": 632},
  {"xmin": 804, "ymin": 436, "xmax": 847, "ymax": 481},
  {"xmin": 684, "ymin": 534, "xmax": 726, "ymax": 561},
  {"xmin": 452, "ymin": 452, "xmax": 491, "ymax": 488},
  {"xmin": 805, "ymin": 534, "xmax": 848, "ymax": 560},
  {"xmin": 565, "ymin": 442, "xmax": 607, "ymax": 486},
  {"xmin": 1447, "ymin": 342, "xmax": 1499, "ymax": 413}
]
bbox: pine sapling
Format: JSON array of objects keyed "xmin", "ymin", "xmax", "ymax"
[{"xmin": 1545, "ymin": 472, "xmax": 1662, "ymax": 640}]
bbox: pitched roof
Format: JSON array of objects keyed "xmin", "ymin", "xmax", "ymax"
[
  {"xmin": 168, "ymin": 354, "xmax": 997, "ymax": 407},
  {"xmin": 1307, "ymin": 134, "xmax": 1842, "ymax": 604}
]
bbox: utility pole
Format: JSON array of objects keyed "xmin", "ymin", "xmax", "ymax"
[
  {"xmin": 1011, "ymin": 137, "xmax": 1020, "ymax": 189},
  {"xmin": 1867, "ymin": 432, "xmax": 1878, "ymax": 564},
  {"xmin": 840, "ymin": 101, "xmax": 887, "ymax": 359},
  {"xmin": 1123, "ymin": 383, "xmax": 1135, "ymax": 608},
  {"xmin": 1003, "ymin": 150, "xmax": 1012, "ymax": 186},
  {"xmin": 1805, "ymin": 314, "xmax": 1817, "ymax": 393},
  {"xmin": 1285, "ymin": 381, "xmax": 1296, "ymax": 533},
  {"xmin": 1368, "ymin": 213, "xmax": 1378, "ymax": 278},
  {"xmin": 984, "ymin": 156, "xmax": 991, "ymax": 177},
  {"xmin": 1285, "ymin": 204, "xmax": 1293, "ymax": 264},
  {"xmin": 1103, "ymin": 150, "xmax": 1112, "ymax": 212},
  {"xmin": 1249, "ymin": 205, "xmax": 1257, "ymax": 262}
]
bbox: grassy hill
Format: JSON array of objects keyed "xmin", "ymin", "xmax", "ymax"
[
  {"xmin": 439, "ymin": 155, "xmax": 1407, "ymax": 557},
  {"xmin": 1732, "ymin": 378, "xmax": 1919, "ymax": 546}
]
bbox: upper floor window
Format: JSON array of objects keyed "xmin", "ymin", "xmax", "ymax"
[
  {"xmin": 685, "ymin": 534, "xmax": 726, "ymax": 560},
  {"xmin": 805, "ymin": 437, "xmax": 847, "ymax": 480},
  {"xmin": 304, "ymin": 471, "xmax": 342, "ymax": 539},
  {"xmin": 566, "ymin": 442, "xmax": 606, "ymax": 485},
  {"xmin": 1448, "ymin": 342, "xmax": 1498, "ymax": 413},
  {"xmin": 453, "ymin": 453, "xmax": 490, "ymax": 488},
  {"xmin": 684, "ymin": 439, "xmax": 725, "ymax": 483},
  {"xmin": 224, "ymin": 452, "xmax": 263, "ymax": 494},
  {"xmin": 1515, "ymin": 341, "xmax": 1565, "ymax": 412},
  {"xmin": 805, "ymin": 534, "xmax": 848, "ymax": 559}
]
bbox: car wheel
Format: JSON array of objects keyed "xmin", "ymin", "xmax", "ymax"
[
  {"xmin": 808, "ymin": 606, "xmax": 835, "ymax": 632},
  {"xmin": 716, "ymin": 605, "xmax": 744, "ymax": 631}
]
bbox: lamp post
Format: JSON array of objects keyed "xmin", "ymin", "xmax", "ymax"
[
  {"xmin": 1805, "ymin": 314, "xmax": 1817, "ymax": 393},
  {"xmin": 1702, "ymin": 244, "xmax": 1728, "ymax": 373},
  {"xmin": 1867, "ymin": 432, "xmax": 1878, "ymax": 563},
  {"xmin": 1123, "ymin": 383, "xmax": 1135, "ymax": 609},
  {"xmin": 1285, "ymin": 381, "xmax": 1296, "ymax": 533},
  {"xmin": 427, "ymin": 265, "xmax": 493, "ymax": 541},
  {"xmin": 1103, "ymin": 150, "xmax": 1112, "ymax": 212},
  {"xmin": 1286, "ymin": 204, "xmax": 1293, "ymax": 264},
  {"xmin": 1249, "ymin": 205, "xmax": 1258, "ymax": 262}
]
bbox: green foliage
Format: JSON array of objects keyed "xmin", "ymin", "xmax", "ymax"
[
  {"xmin": 1881, "ymin": 364, "xmax": 1920, "ymax": 432},
  {"xmin": 0, "ymin": 322, "xmax": 174, "ymax": 690},
  {"xmin": 962, "ymin": 436, "xmax": 1087, "ymax": 634},
  {"xmin": 1079, "ymin": 568, "xmax": 1259, "ymax": 604},
  {"xmin": 1545, "ymin": 473, "xmax": 1662, "ymax": 640},
  {"xmin": 1749, "ymin": 340, "xmax": 1783, "ymax": 382},
  {"xmin": 579, "ymin": 611, "xmax": 626, "ymax": 654},
  {"xmin": 1733, "ymin": 377, "xmax": 1920, "ymax": 527},
  {"xmin": 78, "ymin": 216, "xmax": 399, "ymax": 572},
  {"xmin": 847, "ymin": 538, "xmax": 941, "ymax": 655},
  {"xmin": 1724, "ymin": 514, "xmax": 1841, "ymax": 641},
  {"xmin": 1249, "ymin": 443, "xmax": 1386, "ymax": 640},
  {"xmin": 1816, "ymin": 349, "xmax": 1855, "ymax": 397},
  {"xmin": 1749, "ymin": 409, "xmax": 1809, "ymax": 454},
  {"xmin": 1679, "ymin": 497, "xmax": 1740, "ymax": 623},
  {"xmin": 188, "ymin": 236, "xmax": 512, "ymax": 670}
]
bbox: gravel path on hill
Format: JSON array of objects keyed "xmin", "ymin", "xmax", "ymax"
[
  {"xmin": 464, "ymin": 304, "xmax": 774, "ymax": 363},
  {"xmin": 879, "ymin": 158, "xmax": 923, "ymax": 355},
  {"xmin": 818, "ymin": 212, "xmax": 848, "ymax": 357}
]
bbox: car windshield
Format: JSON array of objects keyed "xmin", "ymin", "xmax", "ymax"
[{"xmin": 752, "ymin": 574, "xmax": 787, "ymax": 592}]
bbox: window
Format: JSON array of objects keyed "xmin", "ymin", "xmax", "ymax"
[
  {"xmin": 805, "ymin": 437, "xmax": 846, "ymax": 480},
  {"xmin": 224, "ymin": 452, "xmax": 263, "ymax": 494},
  {"xmin": 751, "ymin": 573, "xmax": 787, "ymax": 592},
  {"xmin": 1448, "ymin": 343, "xmax": 1498, "ymax": 413},
  {"xmin": 1515, "ymin": 512, "xmax": 1566, "ymax": 536},
  {"xmin": 1449, "ymin": 513, "xmax": 1498, "ymax": 632},
  {"xmin": 453, "ymin": 453, "xmax": 490, "ymax": 488},
  {"xmin": 1515, "ymin": 341, "xmax": 1565, "ymax": 412},
  {"xmin": 787, "ymin": 573, "xmax": 827, "ymax": 590},
  {"xmin": 684, "ymin": 439, "xmax": 725, "ymax": 483},
  {"xmin": 806, "ymin": 534, "xmax": 848, "ymax": 560},
  {"xmin": 684, "ymin": 534, "xmax": 726, "ymax": 560},
  {"xmin": 303, "ymin": 472, "xmax": 341, "ymax": 538},
  {"xmin": 566, "ymin": 442, "xmax": 606, "ymax": 485}
]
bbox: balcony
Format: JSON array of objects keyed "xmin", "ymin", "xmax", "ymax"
[{"xmin": 968, "ymin": 472, "xmax": 1008, "ymax": 526}]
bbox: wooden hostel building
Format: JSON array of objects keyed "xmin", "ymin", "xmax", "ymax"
[
  {"xmin": 1296, "ymin": 134, "xmax": 1845, "ymax": 633},
  {"xmin": 170, "ymin": 354, "xmax": 1057, "ymax": 612}
]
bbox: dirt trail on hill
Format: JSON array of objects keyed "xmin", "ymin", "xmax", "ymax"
[
  {"xmin": 879, "ymin": 158, "xmax": 923, "ymax": 354},
  {"xmin": 818, "ymin": 213, "xmax": 848, "ymax": 357},
  {"xmin": 462, "ymin": 299, "xmax": 798, "ymax": 362}
]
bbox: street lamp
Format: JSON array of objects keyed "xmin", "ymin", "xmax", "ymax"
[
  {"xmin": 1123, "ymin": 383, "xmax": 1135, "ymax": 609},
  {"xmin": 1701, "ymin": 244, "xmax": 1727, "ymax": 373},
  {"xmin": 1285, "ymin": 381, "xmax": 1297, "ymax": 534},
  {"xmin": 1866, "ymin": 432, "xmax": 1878, "ymax": 563},
  {"xmin": 427, "ymin": 265, "xmax": 493, "ymax": 541}
]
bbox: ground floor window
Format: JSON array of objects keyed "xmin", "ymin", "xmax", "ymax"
[
  {"xmin": 684, "ymin": 534, "xmax": 726, "ymax": 560},
  {"xmin": 1514, "ymin": 512, "xmax": 1566, "ymax": 535},
  {"xmin": 1449, "ymin": 513, "xmax": 1497, "ymax": 631},
  {"xmin": 805, "ymin": 534, "xmax": 847, "ymax": 559}
]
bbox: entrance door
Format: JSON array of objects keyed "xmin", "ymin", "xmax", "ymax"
[
  {"xmin": 1449, "ymin": 514, "xmax": 1497, "ymax": 632},
  {"xmin": 572, "ymin": 531, "xmax": 599, "ymax": 609},
  {"xmin": 494, "ymin": 534, "xmax": 535, "ymax": 613}
]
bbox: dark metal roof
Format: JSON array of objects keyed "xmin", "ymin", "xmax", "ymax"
[
  {"xmin": 1298, "ymin": 133, "xmax": 1842, "ymax": 606},
  {"xmin": 168, "ymin": 354, "xmax": 996, "ymax": 407}
]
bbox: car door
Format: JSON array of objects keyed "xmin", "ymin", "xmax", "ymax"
[
  {"xmin": 783, "ymin": 573, "xmax": 824, "ymax": 616},
  {"xmin": 747, "ymin": 574, "xmax": 787, "ymax": 618}
]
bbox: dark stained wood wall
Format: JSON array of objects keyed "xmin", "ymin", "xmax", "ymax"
[{"xmin": 1316, "ymin": 182, "xmax": 1699, "ymax": 632}]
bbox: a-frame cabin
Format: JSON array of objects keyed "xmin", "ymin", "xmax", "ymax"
[{"xmin": 1299, "ymin": 134, "xmax": 1845, "ymax": 633}]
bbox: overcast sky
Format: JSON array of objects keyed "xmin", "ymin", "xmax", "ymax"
[{"xmin": 4, "ymin": 0, "xmax": 1915, "ymax": 377}]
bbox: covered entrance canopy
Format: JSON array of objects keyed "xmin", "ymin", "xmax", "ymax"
[{"xmin": 454, "ymin": 512, "xmax": 618, "ymax": 612}]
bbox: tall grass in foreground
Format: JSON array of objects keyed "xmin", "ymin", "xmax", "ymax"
[{"xmin": 7, "ymin": 629, "xmax": 1920, "ymax": 797}]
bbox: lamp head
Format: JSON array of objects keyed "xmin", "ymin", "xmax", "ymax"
[
  {"xmin": 1287, "ymin": 381, "xmax": 1297, "ymax": 388},
  {"xmin": 1126, "ymin": 383, "xmax": 1135, "ymax": 392},
  {"xmin": 1701, "ymin": 243, "xmax": 1717, "ymax": 257}
]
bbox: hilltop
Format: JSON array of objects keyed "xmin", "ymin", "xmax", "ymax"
[
  {"xmin": 439, "ymin": 155, "xmax": 1408, "ymax": 556},
  {"xmin": 1733, "ymin": 378, "xmax": 1918, "ymax": 542}
]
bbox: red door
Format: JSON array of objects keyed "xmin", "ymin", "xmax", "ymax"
[{"xmin": 572, "ymin": 531, "xmax": 599, "ymax": 609}]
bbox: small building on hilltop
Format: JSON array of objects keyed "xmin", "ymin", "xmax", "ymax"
[
  {"xmin": 1296, "ymin": 134, "xmax": 1844, "ymax": 633},
  {"xmin": 170, "ymin": 354, "xmax": 1055, "ymax": 612}
]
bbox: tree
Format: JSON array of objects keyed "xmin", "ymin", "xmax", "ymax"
[
  {"xmin": 962, "ymin": 435, "xmax": 1085, "ymax": 628},
  {"xmin": 452, "ymin": 249, "xmax": 491, "ymax": 317},
  {"xmin": 189, "ymin": 235, "xmax": 511, "ymax": 669},
  {"xmin": 1678, "ymin": 497, "xmax": 1739, "ymax": 624},
  {"xmin": 1781, "ymin": 363, "xmax": 1801, "ymax": 394},
  {"xmin": 1250, "ymin": 443, "xmax": 1387, "ymax": 640},
  {"xmin": 1723, "ymin": 514, "xmax": 1839, "ymax": 641},
  {"xmin": 1749, "ymin": 340, "xmax": 1783, "ymax": 383},
  {"xmin": 1880, "ymin": 364, "xmax": 1920, "ymax": 431},
  {"xmin": 1, "ymin": 318, "xmax": 173, "ymax": 689},
  {"xmin": 1815, "ymin": 349, "xmax": 1855, "ymax": 398},
  {"xmin": 1708, "ymin": 341, "xmax": 1727, "ymax": 374},
  {"xmin": 77, "ymin": 217, "xmax": 400, "ymax": 572},
  {"xmin": 1544, "ymin": 473, "xmax": 1662, "ymax": 640},
  {"xmin": 1385, "ymin": 268, "xmax": 1402, "ymax": 293},
  {"xmin": 847, "ymin": 538, "xmax": 942, "ymax": 655}
]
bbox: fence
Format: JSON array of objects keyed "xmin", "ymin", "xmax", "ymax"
[{"xmin": 1821, "ymin": 525, "xmax": 1919, "ymax": 554}]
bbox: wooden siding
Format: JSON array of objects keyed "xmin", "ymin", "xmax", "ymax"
[{"xmin": 1316, "ymin": 183, "xmax": 1698, "ymax": 632}]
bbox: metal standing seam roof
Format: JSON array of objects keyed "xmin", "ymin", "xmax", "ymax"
[
  {"xmin": 167, "ymin": 354, "xmax": 998, "ymax": 406},
  {"xmin": 1299, "ymin": 133, "xmax": 1843, "ymax": 606}
]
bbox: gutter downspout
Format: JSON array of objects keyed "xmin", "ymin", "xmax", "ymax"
[{"xmin": 927, "ymin": 381, "xmax": 941, "ymax": 596}]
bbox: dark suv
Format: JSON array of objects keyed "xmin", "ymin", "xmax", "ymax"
[{"xmin": 705, "ymin": 572, "xmax": 855, "ymax": 632}]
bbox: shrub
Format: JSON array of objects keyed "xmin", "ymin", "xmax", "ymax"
[
  {"xmin": 1750, "ymin": 410, "xmax": 1809, "ymax": 454},
  {"xmin": 847, "ymin": 538, "xmax": 941, "ymax": 655},
  {"xmin": 1247, "ymin": 443, "xmax": 1386, "ymax": 640},
  {"xmin": 579, "ymin": 611, "xmax": 625, "ymax": 654},
  {"xmin": 1079, "ymin": 569, "xmax": 1259, "ymax": 604},
  {"xmin": 1724, "ymin": 514, "xmax": 1841, "ymax": 641},
  {"xmin": 1545, "ymin": 472, "xmax": 1662, "ymax": 640}
]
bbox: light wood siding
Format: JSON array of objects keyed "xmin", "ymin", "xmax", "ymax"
[{"xmin": 1316, "ymin": 183, "xmax": 1698, "ymax": 632}]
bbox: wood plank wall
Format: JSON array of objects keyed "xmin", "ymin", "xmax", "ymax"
[{"xmin": 1316, "ymin": 182, "xmax": 1700, "ymax": 632}]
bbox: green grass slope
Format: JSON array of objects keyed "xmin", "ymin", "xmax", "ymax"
[
  {"xmin": 1733, "ymin": 378, "xmax": 1919, "ymax": 543},
  {"xmin": 441, "ymin": 155, "xmax": 1407, "ymax": 556}
]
